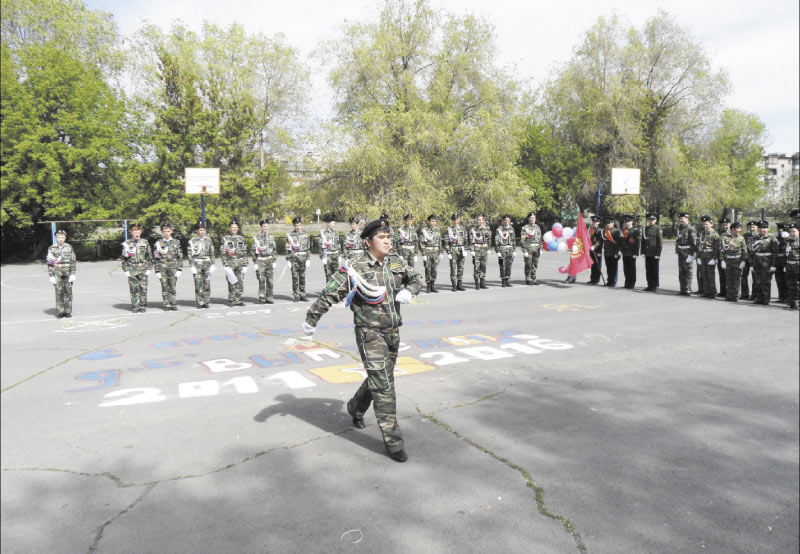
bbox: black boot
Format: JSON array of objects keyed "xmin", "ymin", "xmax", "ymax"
[
  {"xmin": 475, "ymin": 279, "xmax": 480, "ymax": 290},
  {"xmin": 506, "ymin": 279, "xmax": 513, "ymax": 287},
  {"xmin": 452, "ymin": 283, "xmax": 457, "ymax": 291},
  {"xmin": 457, "ymin": 281, "xmax": 465, "ymax": 291},
  {"xmin": 431, "ymin": 283, "xmax": 439, "ymax": 293},
  {"xmin": 501, "ymin": 279, "xmax": 507, "ymax": 287},
  {"xmin": 480, "ymin": 279, "xmax": 488, "ymax": 289},
  {"xmin": 427, "ymin": 282, "xmax": 432, "ymax": 293}
]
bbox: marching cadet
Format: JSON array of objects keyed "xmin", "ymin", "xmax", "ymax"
[
  {"xmin": 396, "ymin": 214, "xmax": 419, "ymax": 268},
  {"xmin": 621, "ymin": 215, "xmax": 640, "ymax": 289},
  {"xmin": 188, "ymin": 221, "xmax": 215, "ymax": 309},
  {"xmin": 602, "ymin": 217, "xmax": 623, "ymax": 287},
  {"xmin": 443, "ymin": 212, "xmax": 468, "ymax": 291},
  {"xmin": 286, "ymin": 216, "xmax": 311, "ymax": 301},
  {"xmin": 470, "ymin": 213, "xmax": 492, "ymax": 289},
  {"xmin": 784, "ymin": 223, "xmax": 799, "ymax": 310},
  {"xmin": 343, "ymin": 217, "xmax": 364, "ymax": 261},
  {"xmin": 696, "ymin": 215, "xmax": 720, "ymax": 299},
  {"xmin": 47, "ymin": 229, "xmax": 76, "ymax": 318},
  {"xmin": 520, "ymin": 211, "xmax": 543, "ymax": 285},
  {"xmin": 253, "ymin": 218, "xmax": 277, "ymax": 304},
  {"xmin": 588, "ymin": 216, "xmax": 603, "ymax": 284},
  {"xmin": 716, "ymin": 218, "xmax": 731, "ymax": 297},
  {"xmin": 741, "ymin": 221, "xmax": 758, "ymax": 300},
  {"xmin": 318, "ymin": 215, "xmax": 342, "ymax": 282},
  {"xmin": 641, "ymin": 213, "xmax": 662, "ymax": 292},
  {"xmin": 495, "ymin": 215, "xmax": 516, "ymax": 287},
  {"xmin": 751, "ymin": 221, "xmax": 778, "ymax": 305},
  {"xmin": 121, "ymin": 223, "xmax": 153, "ymax": 313},
  {"xmin": 675, "ymin": 212, "xmax": 697, "ymax": 295},
  {"xmin": 774, "ymin": 222, "xmax": 789, "ymax": 303},
  {"xmin": 220, "ymin": 220, "xmax": 248, "ymax": 307},
  {"xmin": 720, "ymin": 221, "xmax": 747, "ymax": 302},
  {"xmin": 153, "ymin": 223, "xmax": 183, "ymax": 311},
  {"xmin": 418, "ymin": 214, "xmax": 442, "ymax": 293},
  {"xmin": 302, "ymin": 217, "xmax": 423, "ymax": 463}
]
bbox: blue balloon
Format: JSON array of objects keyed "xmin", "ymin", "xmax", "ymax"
[{"xmin": 547, "ymin": 240, "xmax": 559, "ymax": 251}]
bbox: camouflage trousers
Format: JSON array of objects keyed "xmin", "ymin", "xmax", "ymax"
[
  {"xmin": 398, "ymin": 246, "xmax": 416, "ymax": 269},
  {"xmin": 472, "ymin": 246, "xmax": 489, "ymax": 280},
  {"xmin": 422, "ymin": 248, "xmax": 440, "ymax": 284},
  {"xmin": 523, "ymin": 248, "xmax": 540, "ymax": 282},
  {"xmin": 752, "ymin": 261, "xmax": 773, "ymax": 304},
  {"xmin": 192, "ymin": 259, "xmax": 213, "ymax": 306},
  {"xmin": 448, "ymin": 248, "xmax": 466, "ymax": 284},
  {"xmin": 127, "ymin": 272, "xmax": 148, "ymax": 309},
  {"xmin": 224, "ymin": 258, "xmax": 246, "ymax": 304},
  {"xmin": 255, "ymin": 257, "xmax": 275, "ymax": 303},
  {"xmin": 157, "ymin": 266, "xmax": 179, "ymax": 308},
  {"xmin": 53, "ymin": 270, "xmax": 73, "ymax": 315},
  {"xmin": 677, "ymin": 256, "xmax": 693, "ymax": 293},
  {"xmin": 322, "ymin": 254, "xmax": 342, "ymax": 282},
  {"xmin": 289, "ymin": 254, "xmax": 308, "ymax": 299},
  {"xmin": 724, "ymin": 264, "xmax": 742, "ymax": 301},
  {"xmin": 716, "ymin": 262, "xmax": 727, "ymax": 296},
  {"xmin": 698, "ymin": 259, "xmax": 717, "ymax": 297},
  {"xmin": 785, "ymin": 263, "xmax": 799, "ymax": 306},
  {"xmin": 498, "ymin": 249, "xmax": 514, "ymax": 280},
  {"xmin": 349, "ymin": 326, "xmax": 403, "ymax": 453},
  {"xmin": 741, "ymin": 262, "xmax": 752, "ymax": 299}
]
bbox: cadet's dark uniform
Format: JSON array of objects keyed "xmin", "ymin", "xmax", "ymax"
[
  {"xmin": 602, "ymin": 219, "xmax": 623, "ymax": 287},
  {"xmin": 784, "ymin": 223, "xmax": 799, "ymax": 309},
  {"xmin": 520, "ymin": 212, "xmax": 543, "ymax": 285},
  {"xmin": 675, "ymin": 214, "xmax": 697, "ymax": 295},
  {"xmin": 715, "ymin": 219, "xmax": 731, "ymax": 297},
  {"xmin": 121, "ymin": 226, "xmax": 153, "ymax": 312},
  {"xmin": 418, "ymin": 215, "xmax": 442, "ymax": 292},
  {"xmin": 343, "ymin": 219, "xmax": 364, "ymax": 261},
  {"xmin": 220, "ymin": 223, "xmax": 248, "ymax": 306},
  {"xmin": 443, "ymin": 214, "xmax": 468, "ymax": 291},
  {"xmin": 495, "ymin": 217, "xmax": 516, "ymax": 287},
  {"xmin": 47, "ymin": 233, "xmax": 76, "ymax": 318},
  {"xmin": 470, "ymin": 219, "xmax": 492, "ymax": 289},
  {"xmin": 286, "ymin": 217, "xmax": 311, "ymax": 301},
  {"xmin": 621, "ymin": 216, "xmax": 640, "ymax": 289},
  {"xmin": 774, "ymin": 223, "xmax": 789, "ymax": 302},
  {"xmin": 253, "ymin": 219, "xmax": 277, "ymax": 304},
  {"xmin": 741, "ymin": 222, "xmax": 758, "ymax": 299},
  {"xmin": 153, "ymin": 228, "xmax": 183, "ymax": 310},
  {"xmin": 751, "ymin": 221, "xmax": 778, "ymax": 305},
  {"xmin": 641, "ymin": 214, "xmax": 662, "ymax": 291},
  {"xmin": 188, "ymin": 223, "xmax": 215, "ymax": 308},
  {"xmin": 720, "ymin": 223, "xmax": 747, "ymax": 302},
  {"xmin": 588, "ymin": 216, "xmax": 603, "ymax": 284},
  {"xmin": 304, "ymin": 218, "xmax": 423, "ymax": 462},
  {"xmin": 696, "ymin": 216, "xmax": 720, "ymax": 299}
]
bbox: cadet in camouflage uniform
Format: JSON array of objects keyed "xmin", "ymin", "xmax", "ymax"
[
  {"xmin": 602, "ymin": 217, "xmax": 623, "ymax": 287},
  {"xmin": 303, "ymin": 217, "xmax": 423, "ymax": 463},
  {"xmin": 520, "ymin": 211, "xmax": 542, "ymax": 285},
  {"xmin": 715, "ymin": 218, "xmax": 731, "ymax": 298},
  {"xmin": 286, "ymin": 216, "xmax": 311, "ymax": 301},
  {"xmin": 318, "ymin": 215, "xmax": 342, "ymax": 282},
  {"xmin": 741, "ymin": 221, "xmax": 758, "ymax": 300},
  {"xmin": 343, "ymin": 218, "xmax": 364, "ymax": 261},
  {"xmin": 470, "ymin": 213, "xmax": 492, "ymax": 289},
  {"xmin": 696, "ymin": 216, "xmax": 720, "ymax": 299},
  {"xmin": 121, "ymin": 223, "xmax": 153, "ymax": 313},
  {"xmin": 719, "ymin": 221, "xmax": 747, "ymax": 302},
  {"xmin": 784, "ymin": 223, "xmax": 799, "ymax": 309},
  {"xmin": 621, "ymin": 215, "xmax": 640, "ymax": 289},
  {"xmin": 774, "ymin": 222, "xmax": 789, "ymax": 302},
  {"xmin": 675, "ymin": 212, "xmax": 697, "ymax": 295},
  {"xmin": 588, "ymin": 216, "xmax": 603, "ymax": 284},
  {"xmin": 188, "ymin": 221, "xmax": 215, "ymax": 308},
  {"xmin": 443, "ymin": 213, "xmax": 468, "ymax": 291},
  {"xmin": 220, "ymin": 220, "xmax": 248, "ymax": 306},
  {"xmin": 396, "ymin": 214, "xmax": 419, "ymax": 269},
  {"xmin": 495, "ymin": 215, "xmax": 516, "ymax": 287},
  {"xmin": 47, "ymin": 229, "xmax": 76, "ymax": 318},
  {"xmin": 418, "ymin": 214, "xmax": 442, "ymax": 293},
  {"xmin": 253, "ymin": 218, "xmax": 277, "ymax": 304},
  {"xmin": 153, "ymin": 223, "xmax": 183, "ymax": 311},
  {"xmin": 751, "ymin": 221, "xmax": 778, "ymax": 305},
  {"xmin": 641, "ymin": 213, "xmax": 662, "ymax": 292}
]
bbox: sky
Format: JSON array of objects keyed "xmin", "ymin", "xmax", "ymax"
[{"xmin": 87, "ymin": 0, "xmax": 799, "ymax": 154}]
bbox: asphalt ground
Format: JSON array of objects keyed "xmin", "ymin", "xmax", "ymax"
[{"xmin": 1, "ymin": 242, "xmax": 798, "ymax": 554}]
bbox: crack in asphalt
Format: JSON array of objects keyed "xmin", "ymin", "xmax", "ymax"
[{"xmin": 87, "ymin": 484, "xmax": 155, "ymax": 553}]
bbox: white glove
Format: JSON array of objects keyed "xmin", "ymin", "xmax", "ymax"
[
  {"xmin": 225, "ymin": 270, "xmax": 238, "ymax": 285},
  {"xmin": 272, "ymin": 263, "xmax": 277, "ymax": 269},
  {"xmin": 686, "ymin": 256, "xmax": 693, "ymax": 263},
  {"xmin": 209, "ymin": 265, "xmax": 216, "ymax": 273},
  {"xmin": 396, "ymin": 289, "xmax": 412, "ymax": 304},
  {"xmin": 414, "ymin": 256, "xmax": 418, "ymax": 263},
  {"xmin": 224, "ymin": 266, "xmax": 234, "ymax": 275},
  {"xmin": 770, "ymin": 266, "xmax": 776, "ymax": 272},
  {"xmin": 655, "ymin": 256, "xmax": 659, "ymax": 259},
  {"xmin": 302, "ymin": 321, "xmax": 316, "ymax": 336},
  {"xmin": 523, "ymin": 252, "xmax": 529, "ymax": 258},
  {"xmin": 68, "ymin": 274, "xmax": 75, "ymax": 283},
  {"xmin": 191, "ymin": 266, "xmax": 198, "ymax": 275},
  {"xmin": 175, "ymin": 271, "xmax": 181, "ymax": 277},
  {"xmin": 49, "ymin": 276, "xmax": 57, "ymax": 284},
  {"xmin": 322, "ymin": 257, "xmax": 328, "ymax": 264},
  {"xmin": 632, "ymin": 255, "xmax": 638, "ymax": 259},
  {"xmin": 708, "ymin": 259, "xmax": 715, "ymax": 266},
  {"xmin": 512, "ymin": 253, "xmax": 516, "ymax": 262},
  {"xmin": 154, "ymin": 273, "xmax": 161, "ymax": 279},
  {"xmin": 497, "ymin": 253, "xmax": 502, "ymax": 259},
  {"xmin": 241, "ymin": 267, "xmax": 248, "ymax": 274},
  {"xmin": 720, "ymin": 261, "xmax": 726, "ymax": 269},
  {"xmin": 448, "ymin": 254, "xmax": 452, "ymax": 260},
  {"xmin": 145, "ymin": 270, "xmax": 151, "ymax": 275},
  {"xmin": 781, "ymin": 231, "xmax": 789, "ymax": 239},
  {"xmin": 305, "ymin": 260, "xmax": 311, "ymax": 268},
  {"xmin": 739, "ymin": 262, "xmax": 745, "ymax": 269},
  {"xmin": 124, "ymin": 271, "xmax": 130, "ymax": 277},
  {"xmin": 615, "ymin": 253, "xmax": 620, "ymax": 259},
  {"xmin": 675, "ymin": 253, "xmax": 679, "ymax": 261}
]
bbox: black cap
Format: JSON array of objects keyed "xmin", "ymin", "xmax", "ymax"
[
  {"xmin": 747, "ymin": 220, "xmax": 757, "ymax": 226},
  {"xmin": 776, "ymin": 222, "xmax": 785, "ymax": 229},
  {"xmin": 591, "ymin": 216, "xmax": 601, "ymax": 222},
  {"xmin": 427, "ymin": 214, "xmax": 437, "ymax": 221},
  {"xmin": 259, "ymin": 218, "xmax": 272, "ymax": 225},
  {"xmin": 451, "ymin": 212, "xmax": 460, "ymax": 220},
  {"xmin": 323, "ymin": 214, "xmax": 335, "ymax": 223},
  {"xmin": 360, "ymin": 217, "xmax": 391, "ymax": 239},
  {"xmin": 623, "ymin": 215, "xmax": 635, "ymax": 222},
  {"xmin": 292, "ymin": 217, "xmax": 302, "ymax": 225},
  {"xmin": 758, "ymin": 221, "xmax": 769, "ymax": 228},
  {"xmin": 349, "ymin": 217, "xmax": 359, "ymax": 224},
  {"xmin": 404, "ymin": 214, "xmax": 413, "ymax": 220},
  {"xmin": 130, "ymin": 223, "xmax": 142, "ymax": 230},
  {"xmin": 677, "ymin": 212, "xmax": 690, "ymax": 218},
  {"xmin": 720, "ymin": 217, "xmax": 730, "ymax": 224},
  {"xmin": 229, "ymin": 219, "xmax": 240, "ymax": 227},
  {"xmin": 195, "ymin": 221, "xmax": 206, "ymax": 230},
  {"xmin": 605, "ymin": 217, "xmax": 616, "ymax": 224},
  {"xmin": 645, "ymin": 213, "xmax": 657, "ymax": 219},
  {"xmin": 527, "ymin": 211, "xmax": 536, "ymax": 219},
  {"xmin": 160, "ymin": 222, "xmax": 172, "ymax": 230},
  {"xmin": 730, "ymin": 221, "xmax": 742, "ymax": 229},
  {"xmin": 788, "ymin": 223, "xmax": 798, "ymax": 230},
  {"xmin": 502, "ymin": 214, "xmax": 512, "ymax": 220},
  {"xmin": 700, "ymin": 215, "xmax": 712, "ymax": 223}
]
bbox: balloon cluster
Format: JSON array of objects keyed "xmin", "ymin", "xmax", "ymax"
[{"xmin": 542, "ymin": 222, "xmax": 576, "ymax": 253}]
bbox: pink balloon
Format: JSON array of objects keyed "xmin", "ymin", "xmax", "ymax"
[
  {"xmin": 558, "ymin": 266, "xmax": 569, "ymax": 274},
  {"xmin": 567, "ymin": 237, "xmax": 576, "ymax": 248},
  {"xmin": 552, "ymin": 223, "xmax": 563, "ymax": 238}
]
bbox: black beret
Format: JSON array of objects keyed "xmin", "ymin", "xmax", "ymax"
[
  {"xmin": 775, "ymin": 222, "xmax": 785, "ymax": 229},
  {"xmin": 404, "ymin": 214, "xmax": 413, "ymax": 220},
  {"xmin": 323, "ymin": 214, "xmax": 335, "ymax": 223},
  {"xmin": 527, "ymin": 211, "xmax": 536, "ymax": 218},
  {"xmin": 229, "ymin": 219, "xmax": 240, "ymax": 227},
  {"xmin": 259, "ymin": 218, "xmax": 272, "ymax": 225},
  {"xmin": 730, "ymin": 221, "xmax": 742, "ymax": 229},
  {"xmin": 758, "ymin": 221, "xmax": 769, "ymax": 228},
  {"xmin": 700, "ymin": 215, "xmax": 712, "ymax": 223},
  {"xmin": 677, "ymin": 212, "xmax": 690, "ymax": 218},
  {"xmin": 130, "ymin": 223, "xmax": 142, "ymax": 230},
  {"xmin": 502, "ymin": 214, "xmax": 512, "ymax": 220},
  {"xmin": 292, "ymin": 217, "xmax": 302, "ymax": 225},
  {"xmin": 349, "ymin": 217, "xmax": 359, "ymax": 224},
  {"xmin": 720, "ymin": 217, "xmax": 730, "ymax": 223},
  {"xmin": 788, "ymin": 223, "xmax": 798, "ymax": 230},
  {"xmin": 160, "ymin": 222, "xmax": 172, "ymax": 230},
  {"xmin": 645, "ymin": 213, "xmax": 657, "ymax": 219},
  {"xmin": 747, "ymin": 220, "xmax": 757, "ymax": 226},
  {"xmin": 360, "ymin": 218, "xmax": 391, "ymax": 239},
  {"xmin": 195, "ymin": 221, "xmax": 206, "ymax": 230},
  {"xmin": 427, "ymin": 214, "xmax": 437, "ymax": 221},
  {"xmin": 451, "ymin": 212, "xmax": 460, "ymax": 220},
  {"xmin": 591, "ymin": 216, "xmax": 601, "ymax": 222}
]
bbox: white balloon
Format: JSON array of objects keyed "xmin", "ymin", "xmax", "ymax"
[
  {"xmin": 543, "ymin": 231, "xmax": 554, "ymax": 243},
  {"xmin": 558, "ymin": 236, "xmax": 567, "ymax": 243},
  {"xmin": 562, "ymin": 227, "xmax": 574, "ymax": 239},
  {"xmin": 557, "ymin": 241, "xmax": 568, "ymax": 252}
]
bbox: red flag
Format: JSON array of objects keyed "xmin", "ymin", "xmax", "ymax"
[{"xmin": 567, "ymin": 212, "xmax": 593, "ymax": 276}]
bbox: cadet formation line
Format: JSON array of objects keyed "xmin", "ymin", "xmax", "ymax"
[{"xmin": 45, "ymin": 209, "xmax": 800, "ymax": 319}]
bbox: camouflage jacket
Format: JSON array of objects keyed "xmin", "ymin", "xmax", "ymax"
[
  {"xmin": 494, "ymin": 225, "xmax": 516, "ymax": 252},
  {"xmin": 396, "ymin": 225, "xmax": 419, "ymax": 253},
  {"xmin": 252, "ymin": 232, "xmax": 277, "ymax": 261},
  {"xmin": 153, "ymin": 237, "xmax": 183, "ymax": 270},
  {"xmin": 188, "ymin": 236, "xmax": 215, "ymax": 264},
  {"xmin": 220, "ymin": 234, "xmax": 248, "ymax": 266},
  {"xmin": 675, "ymin": 224, "xmax": 697, "ymax": 257},
  {"xmin": 318, "ymin": 229, "xmax": 341, "ymax": 257},
  {"xmin": 285, "ymin": 230, "xmax": 311, "ymax": 259},
  {"xmin": 470, "ymin": 225, "xmax": 492, "ymax": 249},
  {"xmin": 743, "ymin": 231, "xmax": 757, "ymax": 261},
  {"xmin": 442, "ymin": 225, "xmax": 467, "ymax": 252},
  {"xmin": 121, "ymin": 239, "xmax": 153, "ymax": 274},
  {"xmin": 775, "ymin": 231, "xmax": 789, "ymax": 263},
  {"xmin": 621, "ymin": 226, "xmax": 640, "ymax": 257},
  {"xmin": 696, "ymin": 229, "xmax": 720, "ymax": 260},
  {"xmin": 785, "ymin": 237, "xmax": 799, "ymax": 266},
  {"xmin": 720, "ymin": 235, "xmax": 747, "ymax": 264},
  {"xmin": 602, "ymin": 227, "xmax": 623, "ymax": 257},
  {"xmin": 343, "ymin": 230, "xmax": 364, "ymax": 256},
  {"xmin": 418, "ymin": 226, "xmax": 442, "ymax": 251},
  {"xmin": 305, "ymin": 251, "xmax": 423, "ymax": 330},
  {"xmin": 520, "ymin": 224, "xmax": 542, "ymax": 253},
  {"xmin": 640, "ymin": 224, "xmax": 662, "ymax": 257},
  {"xmin": 47, "ymin": 243, "xmax": 77, "ymax": 276},
  {"xmin": 751, "ymin": 234, "xmax": 778, "ymax": 266}
]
